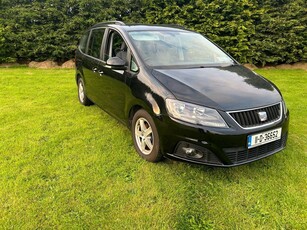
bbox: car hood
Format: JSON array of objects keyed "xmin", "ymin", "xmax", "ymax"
[{"xmin": 152, "ymin": 65, "xmax": 282, "ymax": 111}]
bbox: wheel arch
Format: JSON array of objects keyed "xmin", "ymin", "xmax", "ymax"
[
  {"xmin": 131, "ymin": 107, "xmax": 163, "ymax": 162},
  {"xmin": 128, "ymin": 105, "xmax": 143, "ymax": 128},
  {"xmin": 127, "ymin": 93, "xmax": 163, "ymax": 128}
]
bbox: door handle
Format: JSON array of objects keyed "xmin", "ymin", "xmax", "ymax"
[
  {"xmin": 98, "ymin": 70, "xmax": 104, "ymax": 76},
  {"xmin": 92, "ymin": 67, "xmax": 98, "ymax": 72}
]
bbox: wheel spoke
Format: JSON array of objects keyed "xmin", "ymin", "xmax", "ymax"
[
  {"xmin": 143, "ymin": 127, "xmax": 152, "ymax": 137},
  {"xmin": 140, "ymin": 139, "xmax": 146, "ymax": 151},
  {"xmin": 135, "ymin": 127, "xmax": 142, "ymax": 137},
  {"xmin": 140, "ymin": 119, "xmax": 146, "ymax": 131},
  {"xmin": 145, "ymin": 137, "xmax": 153, "ymax": 150}
]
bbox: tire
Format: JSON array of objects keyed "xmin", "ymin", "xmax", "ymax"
[
  {"xmin": 77, "ymin": 78, "xmax": 93, "ymax": 106},
  {"xmin": 132, "ymin": 109, "xmax": 162, "ymax": 162}
]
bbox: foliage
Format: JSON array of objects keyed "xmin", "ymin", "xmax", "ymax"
[
  {"xmin": 0, "ymin": 0, "xmax": 306, "ymax": 65},
  {"xmin": 0, "ymin": 68, "xmax": 306, "ymax": 228},
  {"xmin": 185, "ymin": 0, "xmax": 261, "ymax": 63},
  {"xmin": 251, "ymin": 0, "xmax": 307, "ymax": 66}
]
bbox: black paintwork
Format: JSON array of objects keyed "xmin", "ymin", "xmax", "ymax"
[
  {"xmin": 152, "ymin": 65, "xmax": 280, "ymax": 111},
  {"xmin": 75, "ymin": 22, "xmax": 289, "ymax": 167}
]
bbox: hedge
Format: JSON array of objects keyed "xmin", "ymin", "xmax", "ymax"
[{"xmin": 0, "ymin": 0, "xmax": 306, "ymax": 65}]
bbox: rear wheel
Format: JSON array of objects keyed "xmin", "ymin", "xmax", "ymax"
[
  {"xmin": 77, "ymin": 78, "xmax": 93, "ymax": 106},
  {"xmin": 132, "ymin": 109, "xmax": 162, "ymax": 162}
]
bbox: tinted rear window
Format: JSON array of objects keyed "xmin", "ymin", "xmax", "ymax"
[
  {"xmin": 87, "ymin": 28, "xmax": 105, "ymax": 59},
  {"xmin": 79, "ymin": 31, "xmax": 90, "ymax": 53}
]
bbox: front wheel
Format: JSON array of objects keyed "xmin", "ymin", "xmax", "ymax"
[
  {"xmin": 77, "ymin": 78, "xmax": 93, "ymax": 106},
  {"xmin": 132, "ymin": 109, "xmax": 162, "ymax": 162}
]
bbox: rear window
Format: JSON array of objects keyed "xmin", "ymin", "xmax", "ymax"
[
  {"xmin": 87, "ymin": 28, "xmax": 105, "ymax": 59},
  {"xmin": 79, "ymin": 31, "xmax": 90, "ymax": 53}
]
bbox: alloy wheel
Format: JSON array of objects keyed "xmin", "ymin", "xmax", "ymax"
[
  {"xmin": 134, "ymin": 117, "xmax": 154, "ymax": 155},
  {"xmin": 78, "ymin": 81, "xmax": 85, "ymax": 103}
]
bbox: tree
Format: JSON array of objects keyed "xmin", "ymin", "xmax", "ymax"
[
  {"xmin": 252, "ymin": 0, "xmax": 307, "ymax": 65},
  {"xmin": 0, "ymin": 0, "xmax": 306, "ymax": 65}
]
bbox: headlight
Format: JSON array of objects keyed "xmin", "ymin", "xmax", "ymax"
[
  {"xmin": 282, "ymin": 100, "xmax": 288, "ymax": 115},
  {"xmin": 165, "ymin": 99, "xmax": 228, "ymax": 128}
]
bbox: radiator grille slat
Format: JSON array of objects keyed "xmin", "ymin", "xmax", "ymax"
[{"xmin": 229, "ymin": 103, "xmax": 281, "ymax": 128}]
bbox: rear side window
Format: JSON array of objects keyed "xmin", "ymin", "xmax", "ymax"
[
  {"xmin": 87, "ymin": 28, "xmax": 105, "ymax": 59},
  {"xmin": 79, "ymin": 31, "xmax": 89, "ymax": 53}
]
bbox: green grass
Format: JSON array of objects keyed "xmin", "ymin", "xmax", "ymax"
[{"xmin": 0, "ymin": 67, "xmax": 306, "ymax": 229}]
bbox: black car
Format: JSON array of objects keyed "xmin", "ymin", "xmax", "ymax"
[{"xmin": 75, "ymin": 21, "xmax": 289, "ymax": 167}]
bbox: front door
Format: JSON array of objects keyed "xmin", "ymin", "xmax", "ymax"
[{"xmin": 94, "ymin": 29, "xmax": 130, "ymax": 122}]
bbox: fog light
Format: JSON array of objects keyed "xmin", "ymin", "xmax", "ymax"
[{"xmin": 182, "ymin": 147, "xmax": 204, "ymax": 159}]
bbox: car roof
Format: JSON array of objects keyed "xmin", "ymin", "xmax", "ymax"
[{"xmin": 91, "ymin": 21, "xmax": 189, "ymax": 33}]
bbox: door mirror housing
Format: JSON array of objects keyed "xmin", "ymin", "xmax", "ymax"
[{"xmin": 106, "ymin": 57, "xmax": 126, "ymax": 70}]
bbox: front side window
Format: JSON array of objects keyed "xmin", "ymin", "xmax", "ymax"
[
  {"xmin": 87, "ymin": 28, "xmax": 105, "ymax": 59},
  {"xmin": 105, "ymin": 31, "xmax": 127, "ymax": 64},
  {"xmin": 129, "ymin": 31, "xmax": 234, "ymax": 67},
  {"xmin": 130, "ymin": 57, "xmax": 139, "ymax": 72}
]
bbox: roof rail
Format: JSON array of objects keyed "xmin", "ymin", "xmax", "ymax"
[
  {"xmin": 93, "ymin": 21, "xmax": 126, "ymax": 28},
  {"xmin": 106, "ymin": 21, "xmax": 126, "ymax": 25},
  {"xmin": 125, "ymin": 23, "xmax": 186, "ymax": 30},
  {"xmin": 159, "ymin": 24, "xmax": 186, "ymax": 29}
]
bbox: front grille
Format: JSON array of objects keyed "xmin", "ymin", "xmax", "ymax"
[
  {"xmin": 225, "ymin": 133, "xmax": 287, "ymax": 164},
  {"xmin": 228, "ymin": 103, "xmax": 281, "ymax": 128}
]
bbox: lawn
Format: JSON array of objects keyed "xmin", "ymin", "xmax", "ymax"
[{"xmin": 0, "ymin": 67, "xmax": 306, "ymax": 229}]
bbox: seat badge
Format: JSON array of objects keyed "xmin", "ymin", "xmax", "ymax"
[{"xmin": 258, "ymin": 111, "xmax": 267, "ymax": 122}]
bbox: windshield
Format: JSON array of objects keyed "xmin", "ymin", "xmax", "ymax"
[{"xmin": 129, "ymin": 30, "xmax": 234, "ymax": 67}]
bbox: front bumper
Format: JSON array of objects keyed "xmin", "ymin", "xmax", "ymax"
[{"xmin": 155, "ymin": 111, "xmax": 289, "ymax": 167}]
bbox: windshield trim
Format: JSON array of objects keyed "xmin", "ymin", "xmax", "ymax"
[{"xmin": 148, "ymin": 62, "xmax": 236, "ymax": 70}]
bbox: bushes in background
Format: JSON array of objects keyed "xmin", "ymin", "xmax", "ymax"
[{"xmin": 0, "ymin": 0, "xmax": 306, "ymax": 65}]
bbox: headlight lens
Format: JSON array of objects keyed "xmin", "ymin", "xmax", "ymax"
[
  {"xmin": 165, "ymin": 99, "xmax": 228, "ymax": 128},
  {"xmin": 282, "ymin": 100, "xmax": 288, "ymax": 115}
]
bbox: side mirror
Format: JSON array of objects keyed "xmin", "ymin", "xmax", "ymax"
[{"xmin": 106, "ymin": 57, "xmax": 126, "ymax": 70}]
